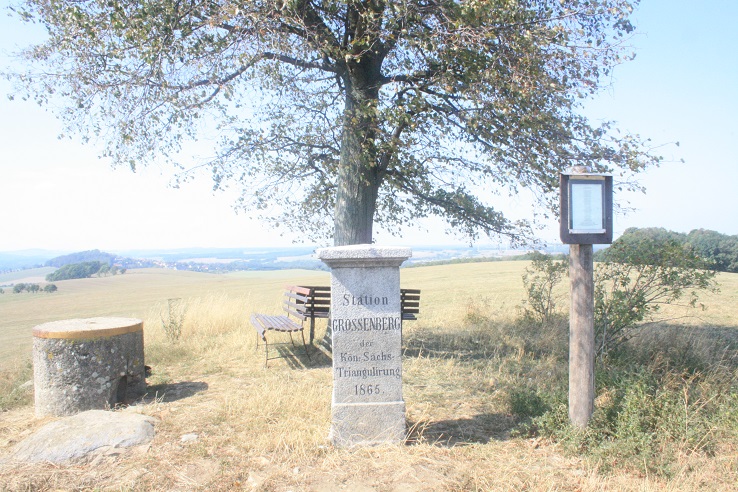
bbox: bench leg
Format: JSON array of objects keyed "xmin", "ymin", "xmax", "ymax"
[
  {"xmin": 301, "ymin": 330, "xmax": 311, "ymax": 361},
  {"xmin": 264, "ymin": 337, "xmax": 269, "ymax": 368}
]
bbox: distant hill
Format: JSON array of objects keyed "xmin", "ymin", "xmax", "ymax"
[
  {"xmin": 45, "ymin": 249, "xmax": 117, "ymax": 268},
  {"xmin": 2, "ymin": 244, "xmax": 569, "ymax": 275},
  {"xmin": 0, "ymin": 251, "xmax": 63, "ymax": 271}
]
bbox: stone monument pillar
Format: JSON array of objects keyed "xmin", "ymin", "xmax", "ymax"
[{"xmin": 318, "ymin": 245, "xmax": 411, "ymax": 447}]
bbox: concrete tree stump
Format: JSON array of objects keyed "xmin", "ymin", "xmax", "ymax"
[{"xmin": 32, "ymin": 317, "xmax": 146, "ymax": 417}]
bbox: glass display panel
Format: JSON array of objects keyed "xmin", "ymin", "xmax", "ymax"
[{"xmin": 569, "ymin": 181, "xmax": 605, "ymax": 233}]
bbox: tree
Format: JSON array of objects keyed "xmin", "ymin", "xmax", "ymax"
[
  {"xmin": 7, "ymin": 0, "xmax": 659, "ymax": 246},
  {"xmin": 43, "ymin": 283, "xmax": 58, "ymax": 292},
  {"xmin": 686, "ymin": 229, "xmax": 738, "ymax": 273},
  {"xmin": 45, "ymin": 249, "xmax": 116, "ymax": 268},
  {"xmin": 46, "ymin": 261, "xmax": 104, "ymax": 281},
  {"xmin": 594, "ymin": 227, "xmax": 738, "ymax": 274},
  {"xmin": 594, "ymin": 234, "xmax": 717, "ymax": 356}
]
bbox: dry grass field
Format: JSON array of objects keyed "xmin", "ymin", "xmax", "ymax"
[{"xmin": 1, "ymin": 261, "xmax": 736, "ymax": 490}]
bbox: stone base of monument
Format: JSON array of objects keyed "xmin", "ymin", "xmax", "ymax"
[
  {"xmin": 329, "ymin": 401, "xmax": 406, "ymax": 447},
  {"xmin": 32, "ymin": 317, "xmax": 146, "ymax": 417}
]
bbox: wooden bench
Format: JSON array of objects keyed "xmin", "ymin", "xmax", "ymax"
[
  {"xmin": 250, "ymin": 286, "xmax": 312, "ymax": 367},
  {"xmin": 251, "ymin": 285, "xmax": 421, "ymax": 366}
]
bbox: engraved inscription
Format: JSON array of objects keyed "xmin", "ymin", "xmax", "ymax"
[
  {"xmin": 338, "ymin": 351, "xmax": 393, "ymax": 363},
  {"xmin": 335, "ymin": 366, "xmax": 402, "ymax": 379},
  {"xmin": 331, "ymin": 317, "xmax": 401, "ymax": 332},
  {"xmin": 342, "ymin": 294, "xmax": 389, "ymax": 306}
]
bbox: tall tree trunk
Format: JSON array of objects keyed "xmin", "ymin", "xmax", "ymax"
[{"xmin": 333, "ymin": 75, "xmax": 382, "ymax": 246}]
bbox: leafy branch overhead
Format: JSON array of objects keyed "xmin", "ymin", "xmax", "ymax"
[{"xmin": 8, "ymin": 0, "xmax": 660, "ymax": 244}]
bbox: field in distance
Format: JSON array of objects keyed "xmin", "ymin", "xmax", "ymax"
[
  {"xmin": 0, "ymin": 261, "xmax": 537, "ymax": 368},
  {"xmin": 0, "ymin": 267, "xmax": 332, "ymax": 367},
  {"xmin": 3, "ymin": 260, "xmax": 738, "ymax": 368}
]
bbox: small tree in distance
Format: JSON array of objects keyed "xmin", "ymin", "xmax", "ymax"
[
  {"xmin": 521, "ymin": 251, "xmax": 568, "ymax": 327},
  {"xmin": 7, "ymin": 0, "xmax": 661, "ymax": 246},
  {"xmin": 594, "ymin": 234, "xmax": 718, "ymax": 356},
  {"xmin": 520, "ymin": 229, "xmax": 719, "ymax": 357}
]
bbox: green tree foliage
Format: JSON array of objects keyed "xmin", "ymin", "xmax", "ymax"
[
  {"xmin": 12, "ymin": 282, "xmax": 46, "ymax": 293},
  {"xmin": 8, "ymin": 0, "xmax": 659, "ymax": 245},
  {"xmin": 520, "ymin": 232, "xmax": 718, "ymax": 356},
  {"xmin": 43, "ymin": 283, "xmax": 58, "ymax": 292},
  {"xmin": 596, "ymin": 227, "xmax": 738, "ymax": 273},
  {"xmin": 46, "ymin": 261, "xmax": 104, "ymax": 281},
  {"xmin": 594, "ymin": 235, "xmax": 717, "ymax": 355},
  {"xmin": 686, "ymin": 229, "xmax": 738, "ymax": 273}
]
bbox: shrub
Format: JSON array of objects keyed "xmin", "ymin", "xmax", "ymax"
[
  {"xmin": 527, "ymin": 329, "xmax": 738, "ymax": 476},
  {"xmin": 594, "ymin": 236, "xmax": 717, "ymax": 356},
  {"xmin": 161, "ymin": 298, "xmax": 187, "ymax": 343},
  {"xmin": 520, "ymin": 252, "xmax": 568, "ymax": 326}
]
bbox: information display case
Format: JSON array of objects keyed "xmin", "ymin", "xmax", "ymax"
[{"xmin": 560, "ymin": 171, "xmax": 613, "ymax": 245}]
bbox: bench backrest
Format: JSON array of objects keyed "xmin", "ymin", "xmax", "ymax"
[
  {"xmin": 400, "ymin": 288, "xmax": 421, "ymax": 320},
  {"xmin": 282, "ymin": 285, "xmax": 313, "ymax": 321},
  {"xmin": 296, "ymin": 285, "xmax": 331, "ymax": 318}
]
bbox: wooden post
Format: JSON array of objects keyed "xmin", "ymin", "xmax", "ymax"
[{"xmin": 569, "ymin": 244, "xmax": 595, "ymax": 427}]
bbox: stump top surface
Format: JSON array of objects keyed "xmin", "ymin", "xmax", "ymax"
[{"xmin": 33, "ymin": 317, "xmax": 143, "ymax": 340}]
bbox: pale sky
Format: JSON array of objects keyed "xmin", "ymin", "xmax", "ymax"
[{"xmin": 1, "ymin": 1, "xmax": 737, "ymax": 252}]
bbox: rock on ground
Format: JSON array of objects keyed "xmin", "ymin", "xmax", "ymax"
[{"xmin": 8, "ymin": 410, "xmax": 156, "ymax": 464}]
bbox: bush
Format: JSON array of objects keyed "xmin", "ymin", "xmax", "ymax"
[
  {"xmin": 520, "ymin": 252, "xmax": 568, "ymax": 326},
  {"xmin": 161, "ymin": 298, "xmax": 187, "ymax": 343},
  {"xmin": 594, "ymin": 236, "xmax": 717, "ymax": 356},
  {"xmin": 525, "ymin": 328, "xmax": 738, "ymax": 476}
]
